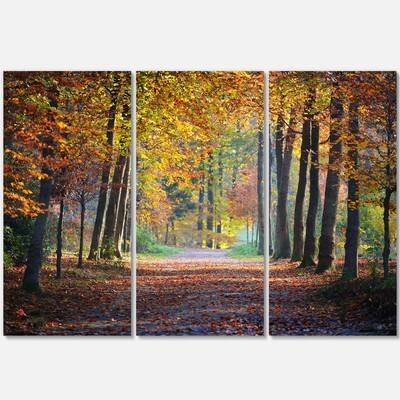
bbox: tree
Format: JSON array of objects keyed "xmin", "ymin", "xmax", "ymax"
[
  {"xmin": 316, "ymin": 79, "xmax": 344, "ymax": 273},
  {"xmin": 300, "ymin": 119, "xmax": 320, "ymax": 267},
  {"xmin": 257, "ymin": 130, "xmax": 265, "ymax": 255},
  {"xmin": 114, "ymin": 156, "xmax": 131, "ymax": 259},
  {"xmin": 274, "ymin": 112, "xmax": 295, "ymax": 258},
  {"xmin": 88, "ymin": 73, "xmax": 121, "ymax": 260},
  {"xmin": 206, "ymin": 153, "xmax": 215, "ymax": 249},
  {"xmin": 22, "ymin": 86, "xmax": 59, "ymax": 291},
  {"xmin": 343, "ymin": 102, "xmax": 360, "ymax": 278},
  {"xmin": 101, "ymin": 152, "xmax": 127, "ymax": 259},
  {"xmin": 291, "ymin": 90, "xmax": 313, "ymax": 261}
]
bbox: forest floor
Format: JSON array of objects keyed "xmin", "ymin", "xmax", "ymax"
[
  {"xmin": 4, "ymin": 255, "xmax": 131, "ymax": 336},
  {"xmin": 269, "ymin": 260, "xmax": 397, "ymax": 336},
  {"xmin": 136, "ymin": 248, "xmax": 264, "ymax": 336}
]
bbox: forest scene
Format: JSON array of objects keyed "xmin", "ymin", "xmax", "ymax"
[
  {"xmin": 136, "ymin": 71, "xmax": 264, "ymax": 335},
  {"xmin": 269, "ymin": 71, "xmax": 397, "ymax": 336},
  {"xmin": 4, "ymin": 71, "xmax": 131, "ymax": 335}
]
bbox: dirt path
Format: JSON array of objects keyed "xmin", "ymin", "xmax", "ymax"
[
  {"xmin": 269, "ymin": 260, "xmax": 395, "ymax": 336},
  {"xmin": 136, "ymin": 251, "xmax": 264, "ymax": 336}
]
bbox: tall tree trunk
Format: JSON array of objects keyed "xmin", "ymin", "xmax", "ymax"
[
  {"xmin": 22, "ymin": 92, "xmax": 58, "ymax": 291},
  {"xmin": 382, "ymin": 88, "xmax": 396, "ymax": 280},
  {"xmin": 300, "ymin": 120, "xmax": 320, "ymax": 267},
  {"xmin": 274, "ymin": 113, "xmax": 295, "ymax": 258},
  {"xmin": 206, "ymin": 154, "xmax": 214, "ymax": 249},
  {"xmin": 291, "ymin": 95, "xmax": 313, "ymax": 261},
  {"xmin": 343, "ymin": 103, "xmax": 360, "ymax": 278},
  {"xmin": 382, "ymin": 188, "xmax": 392, "ymax": 280},
  {"xmin": 257, "ymin": 130, "xmax": 264, "ymax": 255},
  {"xmin": 88, "ymin": 82, "xmax": 119, "ymax": 260},
  {"xmin": 197, "ymin": 178, "xmax": 205, "ymax": 247},
  {"xmin": 316, "ymin": 94, "xmax": 344, "ymax": 273},
  {"xmin": 56, "ymin": 197, "xmax": 64, "ymax": 279},
  {"xmin": 77, "ymin": 197, "xmax": 85, "ymax": 268},
  {"xmin": 269, "ymin": 132, "xmax": 273, "ymax": 255},
  {"xmin": 101, "ymin": 153, "xmax": 127, "ymax": 259},
  {"xmin": 216, "ymin": 151, "xmax": 223, "ymax": 249},
  {"xmin": 114, "ymin": 156, "xmax": 130, "ymax": 258}
]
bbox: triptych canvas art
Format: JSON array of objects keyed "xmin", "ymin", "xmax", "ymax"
[{"xmin": 3, "ymin": 71, "xmax": 397, "ymax": 336}]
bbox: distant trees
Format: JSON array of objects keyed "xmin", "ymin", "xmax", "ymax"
[
  {"xmin": 270, "ymin": 71, "xmax": 397, "ymax": 280},
  {"xmin": 136, "ymin": 72, "xmax": 264, "ymax": 253},
  {"xmin": 4, "ymin": 71, "xmax": 131, "ymax": 291}
]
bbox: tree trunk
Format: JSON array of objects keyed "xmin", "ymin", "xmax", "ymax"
[
  {"xmin": 206, "ymin": 154, "xmax": 214, "ymax": 249},
  {"xmin": 274, "ymin": 113, "xmax": 295, "ymax": 258},
  {"xmin": 255, "ymin": 222, "xmax": 259, "ymax": 249},
  {"xmin": 257, "ymin": 130, "xmax": 264, "ymax": 255},
  {"xmin": 22, "ymin": 92, "xmax": 58, "ymax": 291},
  {"xmin": 171, "ymin": 219, "xmax": 176, "ymax": 246},
  {"xmin": 343, "ymin": 103, "xmax": 360, "ymax": 278},
  {"xmin": 197, "ymin": 178, "xmax": 204, "ymax": 247},
  {"xmin": 269, "ymin": 133, "xmax": 273, "ymax": 255},
  {"xmin": 101, "ymin": 153, "xmax": 127, "ymax": 259},
  {"xmin": 216, "ymin": 152, "xmax": 223, "ymax": 249},
  {"xmin": 125, "ymin": 207, "xmax": 131, "ymax": 252},
  {"xmin": 216, "ymin": 222, "xmax": 222, "ymax": 249},
  {"xmin": 77, "ymin": 197, "xmax": 85, "ymax": 268},
  {"xmin": 300, "ymin": 120, "xmax": 320, "ymax": 267},
  {"xmin": 275, "ymin": 114, "xmax": 284, "ymax": 190},
  {"xmin": 88, "ymin": 85, "xmax": 119, "ymax": 260},
  {"xmin": 382, "ymin": 188, "xmax": 392, "ymax": 280},
  {"xmin": 114, "ymin": 156, "xmax": 130, "ymax": 258},
  {"xmin": 22, "ymin": 172, "xmax": 53, "ymax": 291},
  {"xmin": 291, "ymin": 95, "xmax": 313, "ymax": 261},
  {"xmin": 56, "ymin": 197, "xmax": 64, "ymax": 279},
  {"xmin": 164, "ymin": 222, "xmax": 169, "ymax": 246},
  {"xmin": 382, "ymin": 89, "xmax": 395, "ymax": 280},
  {"xmin": 316, "ymin": 94, "xmax": 344, "ymax": 273}
]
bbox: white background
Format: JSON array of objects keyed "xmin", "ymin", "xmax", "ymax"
[{"xmin": 1, "ymin": 1, "xmax": 399, "ymax": 399}]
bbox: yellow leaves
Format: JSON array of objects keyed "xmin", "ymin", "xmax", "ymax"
[
  {"xmin": 10, "ymin": 181, "xmax": 33, "ymax": 195},
  {"xmin": 56, "ymin": 121, "xmax": 68, "ymax": 130}
]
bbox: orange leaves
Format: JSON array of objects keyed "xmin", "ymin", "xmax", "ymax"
[
  {"xmin": 4, "ymin": 256, "xmax": 131, "ymax": 335},
  {"xmin": 269, "ymin": 260, "xmax": 396, "ymax": 335},
  {"xmin": 227, "ymin": 166, "xmax": 258, "ymax": 221},
  {"xmin": 4, "ymin": 190, "xmax": 44, "ymax": 218},
  {"xmin": 137, "ymin": 256, "xmax": 264, "ymax": 335},
  {"xmin": 4, "ymin": 71, "xmax": 130, "ymax": 219}
]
